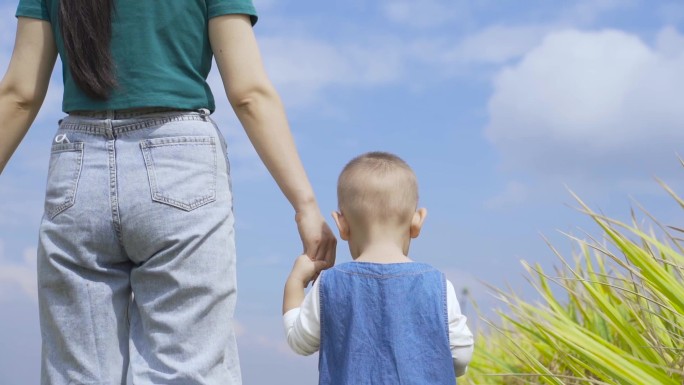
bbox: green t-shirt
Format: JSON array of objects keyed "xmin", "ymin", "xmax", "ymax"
[{"xmin": 15, "ymin": 0, "xmax": 257, "ymax": 113}]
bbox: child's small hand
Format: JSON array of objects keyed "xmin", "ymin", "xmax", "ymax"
[
  {"xmin": 290, "ymin": 254, "xmax": 327, "ymax": 287},
  {"xmin": 283, "ymin": 254, "xmax": 330, "ymax": 313}
]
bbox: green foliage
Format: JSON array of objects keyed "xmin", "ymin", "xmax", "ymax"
[{"xmin": 463, "ymin": 177, "xmax": 684, "ymax": 384}]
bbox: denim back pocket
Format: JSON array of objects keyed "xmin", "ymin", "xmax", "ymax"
[
  {"xmin": 45, "ymin": 142, "xmax": 84, "ymax": 219},
  {"xmin": 140, "ymin": 136, "xmax": 217, "ymax": 211}
]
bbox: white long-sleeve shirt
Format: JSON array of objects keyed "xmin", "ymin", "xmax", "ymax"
[{"xmin": 283, "ymin": 278, "xmax": 474, "ymax": 377}]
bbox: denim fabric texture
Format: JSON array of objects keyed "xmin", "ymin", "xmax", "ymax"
[
  {"xmin": 37, "ymin": 110, "xmax": 240, "ymax": 385},
  {"xmin": 318, "ymin": 262, "xmax": 456, "ymax": 385}
]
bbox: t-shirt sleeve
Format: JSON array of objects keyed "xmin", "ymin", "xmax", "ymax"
[
  {"xmin": 15, "ymin": 0, "xmax": 50, "ymax": 21},
  {"xmin": 446, "ymin": 279, "xmax": 475, "ymax": 377},
  {"xmin": 206, "ymin": 0, "xmax": 258, "ymax": 25},
  {"xmin": 282, "ymin": 278, "xmax": 321, "ymax": 356}
]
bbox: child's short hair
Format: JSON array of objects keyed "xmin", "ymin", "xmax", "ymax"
[{"xmin": 337, "ymin": 152, "xmax": 418, "ymax": 225}]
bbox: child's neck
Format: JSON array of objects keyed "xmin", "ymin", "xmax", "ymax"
[{"xmin": 351, "ymin": 240, "xmax": 412, "ymax": 264}]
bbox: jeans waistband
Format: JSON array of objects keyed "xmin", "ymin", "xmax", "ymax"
[
  {"xmin": 59, "ymin": 108, "xmax": 212, "ymax": 138},
  {"xmin": 68, "ymin": 107, "xmax": 194, "ymax": 119}
]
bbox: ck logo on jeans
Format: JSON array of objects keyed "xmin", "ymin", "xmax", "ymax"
[{"xmin": 54, "ymin": 134, "xmax": 70, "ymax": 144}]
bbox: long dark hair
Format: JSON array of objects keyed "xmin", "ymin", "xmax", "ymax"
[{"xmin": 58, "ymin": 0, "xmax": 117, "ymax": 100}]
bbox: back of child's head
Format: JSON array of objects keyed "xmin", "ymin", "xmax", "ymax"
[{"xmin": 337, "ymin": 152, "xmax": 418, "ymax": 227}]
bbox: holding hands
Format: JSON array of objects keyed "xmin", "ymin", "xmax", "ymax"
[
  {"xmin": 290, "ymin": 254, "xmax": 329, "ymax": 287},
  {"xmin": 295, "ymin": 206, "xmax": 337, "ymax": 270},
  {"xmin": 283, "ymin": 252, "xmax": 330, "ymax": 313},
  {"xmin": 284, "ymin": 209, "xmax": 336, "ymax": 313}
]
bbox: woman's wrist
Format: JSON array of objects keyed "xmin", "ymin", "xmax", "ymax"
[{"xmin": 293, "ymin": 195, "xmax": 320, "ymax": 216}]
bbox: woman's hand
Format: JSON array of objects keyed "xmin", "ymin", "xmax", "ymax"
[{"xmin": 295, "ymin": 205, "xmax": 337, "ymax": 269}]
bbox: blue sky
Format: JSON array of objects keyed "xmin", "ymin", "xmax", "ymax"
[{"xmin": 2, "ymin": 0, "xmax": 684, "ymax": 383}]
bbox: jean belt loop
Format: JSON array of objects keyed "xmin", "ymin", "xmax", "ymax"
[{"xmin": 199, "ymin": 108, "xmax": 210, "ymax": 121}]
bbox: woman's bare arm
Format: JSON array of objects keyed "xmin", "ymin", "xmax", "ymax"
[
  {"xmin": 209, "ymin": 15, "xmax": 336, "ymax": 267},
  {"xmin": 0, "ymin": 17, "xmax": 57, "ymax": 174}
]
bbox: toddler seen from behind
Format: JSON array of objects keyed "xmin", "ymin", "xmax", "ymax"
[{"xmin": 283, "ymin": 151, "xmax": 474, "ymax": 385}]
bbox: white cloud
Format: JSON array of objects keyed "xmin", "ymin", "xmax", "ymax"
[
  {"xmin": 379, "ymin": 0, "xmax": 634, "ymax": 30},
  {"xmin": 0, "ymin": 241, "xmax": 38, "ymax": 301},
  {"xmin": 561, "ymin": 0, "xmax": 635, "ymax": 25},
  {"xmin": 386, "ymin": 0, "xmax": 643, "ymax": 72},
  {"xmin": 486, "ymin": 27, "xmax": 684, "ymax": 182},
  {"xmin": 484, "ymin": 181, "xmax": 528, "ymax": 209},
  {"xmin": 656, "ymin": 25, "xmax": 684, "ymax": 57},
  {"xmin": 147, "ymin": 0, "xmax": 650, "ymax": 118},
  {"xmin": 205, "ymin": 34, "xmax": 406, "ymax": 180},
  {"xmin": 381, "ymin": 0, "xmax": 469, "ymax": 28},
  {"xmin": 253, "ymin": 24, "xmax": 549, "ymax": 100},
  {"xmin": 258, "ymin": 36, "xmax": 403, "ymax": 106},
  {"xmin": 446, "ymin": 25, "xmax": 550, "ymax": 65}
]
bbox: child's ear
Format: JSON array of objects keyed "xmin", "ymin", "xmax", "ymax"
[
  {"xmin": 332, "ymin": 211, "xmax": 350, "ymax": 241},
  {"xmin": 410, "ymin": 208, "xmax": 428, "ymax": 239}
]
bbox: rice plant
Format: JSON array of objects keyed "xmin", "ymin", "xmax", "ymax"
[{"xmin": 463, "ymin": 175, "xmax": 684, "ymax": 385}]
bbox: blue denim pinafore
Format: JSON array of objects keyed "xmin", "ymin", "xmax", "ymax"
[{"xmin": 318, "ymin": 262, "xmax": 456, "ymax": 385}]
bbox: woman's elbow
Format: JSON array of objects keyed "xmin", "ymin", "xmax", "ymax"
[
  {"xmin": 0, "ymin": 80, "xmax": 45, "ymax": 112},
  {"xmin": 228, "ymin": 83, "xmax": 280, "ymax": 116}
]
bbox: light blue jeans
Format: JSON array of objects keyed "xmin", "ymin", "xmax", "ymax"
[{"xmin": 37, "ymin": 109, "xmax": 241, "ymax": 385}]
